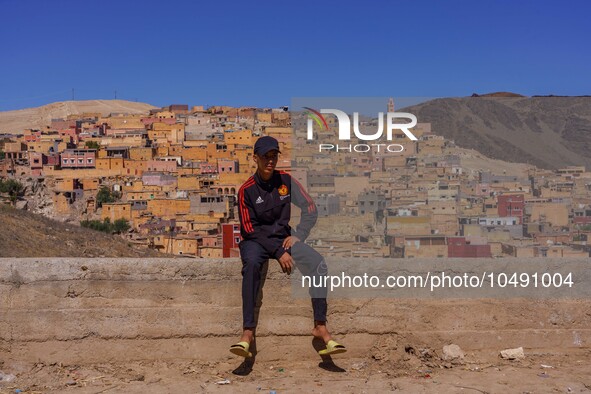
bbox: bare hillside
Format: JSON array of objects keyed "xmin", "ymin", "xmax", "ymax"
[
  {"xmin": 0, "ymin": 204, "xmax": 161, "ymax": 257},
  {"xmin": 0, "ymin": 99, "xmax": 157, "ymax": 134},
  {"xmin": 404, "ymin": 96, "xmax": 591, "ymax": 170}
]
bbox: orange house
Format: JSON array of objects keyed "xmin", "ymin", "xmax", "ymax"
[{"xmin": 101, "ymin": 202, "xmax": 133, "ymax": 222}]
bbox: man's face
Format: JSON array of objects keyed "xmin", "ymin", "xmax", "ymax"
[{"xmin": 254, "ymin": 150, "xmax": 279, "ymax": 179}]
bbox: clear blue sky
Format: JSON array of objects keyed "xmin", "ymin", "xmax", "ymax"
[{"xmin": 0, "ymin": 0, "xmax": 589, "ymax": 111}]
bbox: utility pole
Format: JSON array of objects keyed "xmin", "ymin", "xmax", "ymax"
[{"xmin": 114, "ymin": 90, "xmax": 117, "ymax": 100}]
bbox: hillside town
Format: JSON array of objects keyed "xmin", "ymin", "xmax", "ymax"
[{"xmin": 1, "ymin": 100, "xmax": 590, "ymax": 259}]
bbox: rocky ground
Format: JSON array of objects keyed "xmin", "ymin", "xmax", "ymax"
[{"xmin": 1, "ymin": 338, "xmax": 590, "ymax": 393}]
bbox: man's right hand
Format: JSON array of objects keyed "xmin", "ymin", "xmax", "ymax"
[{"xmin": 278, "ymin": 252, "xmax": 294, "ymax": 275}]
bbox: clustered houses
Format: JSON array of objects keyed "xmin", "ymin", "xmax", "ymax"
[
  {"xmin": 1, "ymin": 100, "xmax": 590, "ymax": 259},
  {"xmin": 288, "ymin": 102, "xmax": 591, "ymax": 259},
  {"xmin": 0, "ymin": 104, "xmax": 291, "ymax": 257}
]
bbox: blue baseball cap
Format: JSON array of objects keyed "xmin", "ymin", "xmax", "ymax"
[{"xmin": 254, "ymin": 136, "xmax": 281, "ymax": 156}]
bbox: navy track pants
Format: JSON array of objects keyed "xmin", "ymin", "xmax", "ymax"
[{"xmin": 239, "ymin": 239, "xmax": 327, "ymax": 328}]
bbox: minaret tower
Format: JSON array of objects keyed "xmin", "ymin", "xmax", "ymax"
[{"xmin": 387, "ymin": 97, "xmax": 395, "ymax": 112}]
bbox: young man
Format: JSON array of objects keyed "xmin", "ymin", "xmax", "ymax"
[{"xmin": 230, "ymin": 136, "xmax": 346, "ymax": 358}]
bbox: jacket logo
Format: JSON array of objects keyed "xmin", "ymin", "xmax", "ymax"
[
  {"xmin": 255, "ymin": 196, "xmax": 264, "ymax": 204},
  {"xmin": 278, "ymin": 185, "xmax": 288, "ymax": 196}
]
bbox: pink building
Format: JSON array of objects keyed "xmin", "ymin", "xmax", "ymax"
[
  {"xmin": 201, "ymin": 235, "xmax": 219, "ymax": 247},
  {"xmin": 199, "ymin": 162, "xmax": 218, "ymax": 174},
  {"xmin": 59, "ymin": 129, "xmax": 79, "ymax": 144},
  {"xmin": 60, "ymin": 149, "xmax": 96, "ymax": 168},
  {"xmin": 217, "ymin": 158, "xmax": 239, "ymax": 174}
]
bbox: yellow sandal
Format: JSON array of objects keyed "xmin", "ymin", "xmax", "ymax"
[
  {"xmin": 230, "ymin": 341, "xmax": 252, "ymax": 358},
  {"xmin": 318, "ymin": 340, "xmax": 347, "ymax": 356}
]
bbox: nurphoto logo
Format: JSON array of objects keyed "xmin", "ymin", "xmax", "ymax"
[{"xmin": 304, "ymin": 107, "xmax": 418, "ymax": 153}]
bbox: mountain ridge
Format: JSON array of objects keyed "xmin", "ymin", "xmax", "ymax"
[{"xmin": 403, "ymin": 96, "xmax": 591, "ymax": 170}]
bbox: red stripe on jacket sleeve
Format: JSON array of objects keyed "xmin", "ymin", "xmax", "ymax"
[{"xmin": 239, "ymin": 179, "xmax": 255, "ymax": 232}]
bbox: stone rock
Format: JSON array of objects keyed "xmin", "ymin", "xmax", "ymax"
[
  {"xmin": 15, "ymin": 200, "xmax": 28, "ymax": 210},
  {"xmin": 0, "ymin": 372, "xmax": 16, "ymax": 383},
  {"xmin": 442, "ymin": 344, "xmax": 464, "ymax": 361},
  {"xmin": 500, "ymin": 347, "xmax": 525, "ymax": 360}
]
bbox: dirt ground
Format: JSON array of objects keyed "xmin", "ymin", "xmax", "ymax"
[{"xmin": 2, "ymin": 336, "xmax": 590, "ymax": 393}]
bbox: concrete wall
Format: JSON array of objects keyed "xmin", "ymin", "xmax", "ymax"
[{"xmin": 1, "ymin": 258, "xmax": 590, "ymax": 365}]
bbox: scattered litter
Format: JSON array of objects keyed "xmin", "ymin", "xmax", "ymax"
[
  {"xmin": 0, "ymin": 372, "xmax": 16, "ymax": 383},
  {"xmin": 66, "ymin": 380, "xmax": 77, "ymax": 386},
  {"xmin": 567, "ymin": 388, "xmax": 573, "ymax": 393},
  {"xmin": 500, "ymin": 347, "xmax": 525, "ymax": 360},
  {"xmin": 537, "ymin": 372, "xmax": 550, "ymax": 378},
  {"xmin": 14, "ymin": 390, "xmax": 22, "ymax": 394},
  {"xmin": 270, "ymin": 391, "xmax": 277, "ymax": 394},
  {"xmin": 216, "ymin": 378, "xmax": 231, "ymax": 385},
  {"xmin": 540, "ymin": 364, "xmax": 554, "ymax": 369},
  {"xmin": 351, "ymin": 362, "xmax": 366, "ymax": 371}
]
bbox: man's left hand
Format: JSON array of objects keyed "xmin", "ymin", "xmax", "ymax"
[{"xmin": 282, "ymin": 236, "xmax": 300, "ymax": 250}]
